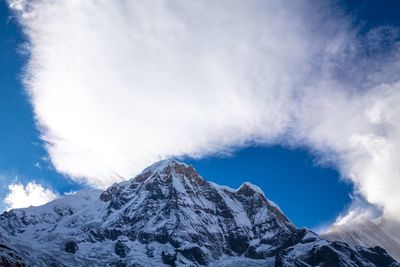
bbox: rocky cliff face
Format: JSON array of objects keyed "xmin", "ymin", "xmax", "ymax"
[{"xmin": 0, "ymin": 160, "xmax": 398, "ymax": 266}]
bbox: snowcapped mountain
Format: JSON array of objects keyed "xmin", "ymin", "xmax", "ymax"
[
  {"xmin": 0, "ymin": 160, "xmax": 398, "ymax": 266},
  {"xmin": 323, "ymin": 216, "xmax": 400, "ymax": 262}
]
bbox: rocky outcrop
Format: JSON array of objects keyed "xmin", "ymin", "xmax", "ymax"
[
  {"xmin": 115, "ymin": 240, "xmax": 130, "ymax": 258},
  {"xmin": 65, "ymin": 241, "xmax": 79, "ymax": 254}
]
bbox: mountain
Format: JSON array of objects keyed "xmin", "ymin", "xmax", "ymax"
[
  {"xmin": 323, "ymin": 216, "xmax": 400, "ymax": 262},
  {"xmin": 0, "ymin": 160, "xmax": 398, "ymax": 266}
]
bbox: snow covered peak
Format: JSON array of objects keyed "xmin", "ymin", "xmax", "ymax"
[
  {"xmin": 140, "ymin": 159, "xmax": 187, "ymax": 174},
  {"xmin": 130, "ymin": 159, "xmax": 199, "ymax": 184},
  {"xmin": 105, "ymin": 161, "xmax": 217, "ymax": 205}
]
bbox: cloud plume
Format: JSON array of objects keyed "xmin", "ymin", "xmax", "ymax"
[{"xmin": 8, "ymin": 0, "xmax": 400, "ymax": 222}]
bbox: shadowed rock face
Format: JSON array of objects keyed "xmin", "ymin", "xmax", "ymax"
[
  {"xmin": 0, "ymin": 241, "xmax": 27, "ymax": 267},
  {"xmin": 0, "ymin": 160, "xmax": 399, "ymax": 266},
  {"xmin": 65, "ymin": 241, "xmax": 79, "ymax": 254}
]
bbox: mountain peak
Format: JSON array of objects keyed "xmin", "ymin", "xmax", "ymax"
[
  {"xmin": 131, "ymin": 158, "xmax": 204, "ymax": 185},
  {"xmin": 140, "ymin": 159, "xmax": 187, "ymax": 174},
  {"xmin": 1, "ymin": 160, "xmax": 398, "ymax": 266}
]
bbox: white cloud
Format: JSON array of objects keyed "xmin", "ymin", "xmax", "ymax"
[
  {"xmin": 8, "ymin": 0, "xmax": 320, "ymax": 187},
  {"xmin": 4, "ymin": 182, "xmax": 58, "ymax": 210},
  {"xmin": 7, "ymin": 0, "xmax": 400, "ymax": 223},
  {"xmin": 63, "ymin": 190, "xmax": 77, "ymax": 196}
]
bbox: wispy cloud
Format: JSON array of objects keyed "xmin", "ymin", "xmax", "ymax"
[{"xmin": 7, "ymin": 0, "xmax": 400, "ymax": 223}]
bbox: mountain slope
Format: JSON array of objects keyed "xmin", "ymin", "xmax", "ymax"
[
  {"xmin": 323, "ymin": 216, "xmax": 400, "ymax": 262},
  {"xmin": 0, "ymin": 235, "xmax": 27, "ymax": 267},
  {"xmin": 0, "ymin": 160, "xmax": 398, "ymax": 266}
]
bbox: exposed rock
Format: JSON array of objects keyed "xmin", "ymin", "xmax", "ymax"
[
  {"xmin": 115, "ymin": 240, "xmax": 130, "ymax": 258},
  {"xmin": 161, "ymin": 250, "xmax": 177, "ymax": 266},
  {"xmin": 177, "ymin": 246, "xmax": 209, "ymax": 266},
  {"xmin": 64, "ymin": 241, "xmax": 78, "ymax": 254},
  {"xmin": 115, "ymin": 260, "xmax": 126, "ymax": 267}
]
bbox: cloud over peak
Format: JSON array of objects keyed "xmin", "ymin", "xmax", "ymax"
[{"xmin": 8, "ymin": 0, "xmax": 400, "ymax": 222}]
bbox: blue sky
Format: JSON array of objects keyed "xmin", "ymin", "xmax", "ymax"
[
  {"xmin": 0, "ymin": 1, "xmax": 83, "ymax": 209},
  {"xmin": 185, "ymin": 146, "xmax": 352, "ymax": 228},
  {"xmin": 1, "ymin": 0, "xmax": 400, "ymax": 229}
]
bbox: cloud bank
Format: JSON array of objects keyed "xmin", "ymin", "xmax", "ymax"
[
  {"xmin": 8, "ymin": 0, "xmax": 400, "ymax": 221},
  {"xmin": 4, "ymin": 182, "xmax": 57, "ymax": 210}
]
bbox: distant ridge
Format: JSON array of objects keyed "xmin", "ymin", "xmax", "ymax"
[{"xmin": 323, "ymin": 216, "xmax": 400, "ymax": 262}]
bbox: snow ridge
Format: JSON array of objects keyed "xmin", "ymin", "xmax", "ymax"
[{"xmin": 323, "ymin": 216, "xmax": 400, "ymax": 262}]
